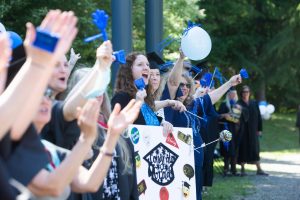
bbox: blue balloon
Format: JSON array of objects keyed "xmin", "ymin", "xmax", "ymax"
[{"xmin": 7, "ymin": 31, "xmax": 22, "ymax": 49}]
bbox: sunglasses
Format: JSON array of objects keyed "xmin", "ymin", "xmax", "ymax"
[
  {"xmin": 242, "ymin": 90, "xmax": 250, "ymax": 93},
  {"xmin": 44, "ymin": 88, "xmax": 55, "ymax": 100},
  {"xmin": 179, "ymin": 82, "xmax": 191, "ymax": 89}
]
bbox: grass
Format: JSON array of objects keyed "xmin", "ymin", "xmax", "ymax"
[
  {"xmin": 203, "ymin": 113, "xmax": 300, "ymax": 200},
  {"xmin": 260, "ymin": 113, "xmax": 299, "ymax": 153}
]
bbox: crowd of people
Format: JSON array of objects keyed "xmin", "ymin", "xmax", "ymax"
[{"xmin": 0, "ymin": 10, "xmax": 268, "ymax": 200}]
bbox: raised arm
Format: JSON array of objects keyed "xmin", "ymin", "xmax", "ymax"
[
  {"xmin": 0, "ymin": 10, "xmax": 78, "ymax": 140},
  {"xmin": 63, "ymin": 40, "xmax": 114, "ymax": 121},
  {"xmin": 0, "ymin": 34, "xmax": 11, "ymax": 89},
  {"xmin": 28, "ymin": 99, "xmax": 99, "ymax": 197},
  {"xmin": 167, "ymin": 51, "xmax": 185, "ymax": 100},
  {"xmin": 154, "ymin": 99, "xmax": 186, "ymax": 112},
  {"xmin": 208, "ymin": 74, "xmax": 242, "ymax": 105},
  {"xmin": 70, "ymin": 99, "xmax": 142, "ymax": 193}
]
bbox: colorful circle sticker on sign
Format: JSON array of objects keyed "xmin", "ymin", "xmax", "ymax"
[
  {"xmin": 130, "ymin": 127, "xmax": 140, "ymax": 144},
  {"xmin": 159, "ymin": 187, "xmax": 169, "ymax": 200},
  {"xmin": 183, "ymin": 164, "xmax": 195, "ymax": 180}
]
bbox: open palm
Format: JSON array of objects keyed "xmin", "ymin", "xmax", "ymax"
[
  {"xmin": 77, "ymin": 99, "xmax": 100, "ymax": 140},
  {"xmin": 107, "ymin": 100, "xmax": 142, "ymax": 136},
  {"xmin": 24, "ymin": 10, "xmax": 78, "ymax": 66}
]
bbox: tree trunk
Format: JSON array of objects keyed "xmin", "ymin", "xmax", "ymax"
[{"xmin": 255, "ymin": 81, "xmax": 266, "ymax": 102}]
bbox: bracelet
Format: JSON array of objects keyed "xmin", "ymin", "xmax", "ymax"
[{"xmin": 100, "ymin": 148, "xmax": 114, "ymax": 157}]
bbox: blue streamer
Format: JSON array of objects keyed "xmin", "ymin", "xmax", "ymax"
[
  {"xmin": 157, "ymin": 36, "xmax": 179, "ymax": 52},
  {"xmin": 140, "ymin": 104, "xmax": 160, "ymax": 126}
]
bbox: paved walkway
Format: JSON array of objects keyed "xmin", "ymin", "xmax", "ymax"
[{"xmin": 237, "ymin": 153, "xmax": 300, "ymax": 200}]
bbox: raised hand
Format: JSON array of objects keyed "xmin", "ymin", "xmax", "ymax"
[
  {"xmin": 179, "ymin": 48, "xmax": 185, "ymax": 59},
  {"xmin": 77, "ymin": 99, "xmax": 100, "ymax": 141},
  {"xmin": 135, "ymin": 89, "xmax": 147, "ymax": 102},
  {"xmin": 24, "ymin": 10, "xmax": 78, "ymax": 66},
  {"xmin": 169, "ymin": 100, "xmax": 187, "ymax": 112},
  {"xmin": 0, "ymin": 33, "xmax": 11, "ymax": 72},
  {"xmin": 229, "ymin": 74, "xmax": 242, "ymax": 87},
  {"xmin": 68, "ymin": 48, "xmax": 81, "ymax": 71},
  {"xmin": 96, "ymin": 40, "xmax": 114, "ymax": 69},
  {"xmin": 107, "ymin": 99, "xmax": 142, "ymax": 136}
]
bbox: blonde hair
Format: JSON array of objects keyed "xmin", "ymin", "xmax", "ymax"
[
  {"xmin": 152, "ymin": 70, "xmax": 169, "ymax": 100},
  {"xmin": 67, "ymin": 67, "xmax": 133, "ymax": 174},
  {"xmin": 225, "ymin": 90, "xmax": 238, "ymax": 112}
]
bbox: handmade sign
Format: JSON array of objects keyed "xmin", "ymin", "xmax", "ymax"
[{"xmin": 129, "ymin": 125, "xmax": 196, "ymax": 200}]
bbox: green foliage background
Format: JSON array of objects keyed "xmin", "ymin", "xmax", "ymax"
[{"xmin": 1, "ymin": 0, "xmax": 299, "ymax": 110}]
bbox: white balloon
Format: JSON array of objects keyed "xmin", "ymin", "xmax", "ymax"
[
  {"xmin": 259, "ymin": 105, "xmax": 267, "ymax": 115},
  {"xmin": 262, "ymin": 112, "xmax": 271, "ymax": 120},
  {"xmin": 181, "ymin": 26, "xmax": 212, "ymax": 60},
  {"xmin": 266, "ymin": 104, "xmax": 275, "ymax": 114}
]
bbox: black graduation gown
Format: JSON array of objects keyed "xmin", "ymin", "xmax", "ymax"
[
  {"xmin": 218, "ymin": 102, "xmax": 239, "ymax": 158},
  {"xmin": 111, "ymin": 91, "xmax": 162, "ymax": 125},
  {"xmin": 112, "ymin": 92, "xmax": 147, "ymax": 125},
  {"xmin": 160, "ymin": 84, "xmax": 183, "ymax": 123},
  {"xmin": 202, "ymin": 105, "xmax": 219, "ymax": 187},
  {"xmin": 237, "ymin": 99, "xmax": 262, "ymax": 163}
]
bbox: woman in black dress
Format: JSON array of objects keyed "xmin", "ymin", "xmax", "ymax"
[{"xmin": 237, "ymin": 85, "xmax": 268, "ymax": 176}]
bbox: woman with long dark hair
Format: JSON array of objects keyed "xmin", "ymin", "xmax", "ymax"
[{"xmin": 112, "ymin": 52, "xmax": 173, "ymax": 134}]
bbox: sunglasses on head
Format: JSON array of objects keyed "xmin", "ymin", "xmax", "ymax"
[
  {"xmin": 44, "ymin": 88, "xmax": 55, "ymax": 100},
  {"xmin": 179, "ymin": 82, "xmax": 191, "ymax": 89}
]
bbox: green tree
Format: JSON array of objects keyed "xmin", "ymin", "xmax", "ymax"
[
  {"xmin": 197, "ymin": 0, "xmax": 300, "ymax": 110},
  {"xmin": 1, "ymin": 0, "xmax": 110, "ymax": 65}
]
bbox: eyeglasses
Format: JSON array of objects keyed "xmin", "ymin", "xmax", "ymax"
[
  {"xmin": 179, "ymin": 82, "xmax": 191, "ymax": 89},
  {"xmin": 44, "ymin": 88, "xmax": 55, "ymax": 100},
  {"xmin": 242, "ymin": 90, "xmax": 250, "ymax": 93}
]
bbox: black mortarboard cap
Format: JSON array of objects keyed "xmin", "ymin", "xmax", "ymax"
[{"xmin": 147, "ymin": 51, "xmax": 165, "ymax": 70}]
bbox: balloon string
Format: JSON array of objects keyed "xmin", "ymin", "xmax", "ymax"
[
  {"xmin": 194, "ymin": 138, "xmax": 220, "ymax": 150},
  {"xmin": 208, "ymin": 67, "xmax": 216, "ymax": 88},
  {"xmin": 192, "ymin": 72, "xmax": 201, "ymax": 80},
  {"xmin": 185, "ymin": 110, "xmax": 206, "ymax": 121}
]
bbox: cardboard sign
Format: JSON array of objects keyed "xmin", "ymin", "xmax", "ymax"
[{"xmin": 129, "ymin": 125, "xmax": 196, "ymax": 200}]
